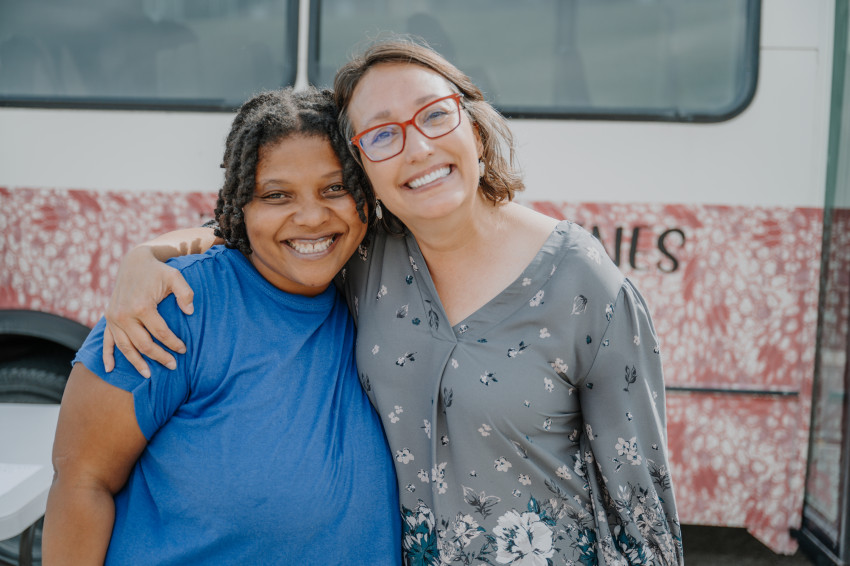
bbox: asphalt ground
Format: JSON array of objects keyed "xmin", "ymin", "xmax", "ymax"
[{"xmin": 683, "ymin": 525, "xmax": 817, "ymax": 566}]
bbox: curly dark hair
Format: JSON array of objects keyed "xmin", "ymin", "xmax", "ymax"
[{"xmin": 214, "ymin": 87, "xmax": 372, "ymax": 255}]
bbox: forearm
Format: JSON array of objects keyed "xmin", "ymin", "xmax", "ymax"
[
  {"xmin": 42, "ymin": 476, "xmax": 116, "ymax": 565},
  {"xmin": 139, "ymin": 227, "xmax": 221, "ymax": 262}
]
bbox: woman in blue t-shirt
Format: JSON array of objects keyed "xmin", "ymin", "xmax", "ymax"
[{"xmin": 42, "ymin": 87, "xmax": 401, "ymax": 565}]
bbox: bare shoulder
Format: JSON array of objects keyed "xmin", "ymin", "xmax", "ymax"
[{"xmin": 502, "ymin": 202, "xmax": 560, "ymax": 248}]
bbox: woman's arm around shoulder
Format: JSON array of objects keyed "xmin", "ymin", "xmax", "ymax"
[
  {"xmin": 104, "ymin": 227, "xmax": 220, "ymax": 377},
  {"xmin": 42, "ymin": 363, "xmax": 148, "ymax": 565}
]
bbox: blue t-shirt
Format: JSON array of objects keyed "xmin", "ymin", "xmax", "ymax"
[{"xmin": 73, "ymin": 246, "xmax": 400, "ymax": 565}]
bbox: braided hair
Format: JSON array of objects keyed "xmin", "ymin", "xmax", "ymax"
[{"xmin": 215, "ymin": 87, "xmax": 372, "ymax": 255}]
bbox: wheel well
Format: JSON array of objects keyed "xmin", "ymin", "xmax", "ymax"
[
  {"xmin": 0, "ymin": 310, "xmax": 90, "ymax": 366},
  {"xmin": 0, "ymin": 334, "xmax": 76, "ymax": 365}
]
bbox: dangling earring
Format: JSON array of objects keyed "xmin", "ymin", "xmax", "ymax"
[
  {"xmin": 478, "ymin": 158, "xmax": 485, "ymax": 178},
  {"xmin": 375, "ymin": 199, "xmax": 383, "ymax": 220}
]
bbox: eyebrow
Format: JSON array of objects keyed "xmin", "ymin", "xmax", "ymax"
[{"xmin": 363, "ymin": 94, "xmax": 444, "ymax": 126}]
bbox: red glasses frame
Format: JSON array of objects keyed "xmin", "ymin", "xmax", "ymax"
[{"xmin": 350, "ymin": 93, "xmax": 464, "ymax": 162}]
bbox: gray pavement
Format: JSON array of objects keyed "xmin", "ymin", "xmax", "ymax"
[{"xmin": 683, "ymin": 525, "xmax": 816, "ymax": 566}]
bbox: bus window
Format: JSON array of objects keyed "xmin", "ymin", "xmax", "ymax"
[
  {"xmin": 310, "ymin": 0, "xmax": 758, "ymax": 121},
  {"xmin": 0, "ymin": 0, "xmax": 298, "ymax": 110}
]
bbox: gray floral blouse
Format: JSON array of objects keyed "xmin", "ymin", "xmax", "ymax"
[{"xmin": 339, "ymin": 220, "xmax": 683, "ymax": 566}]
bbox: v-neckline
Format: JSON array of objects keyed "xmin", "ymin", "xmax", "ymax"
[{"xmin": 404, "ymin": 220, "xmax": 575, "ymax": 341}]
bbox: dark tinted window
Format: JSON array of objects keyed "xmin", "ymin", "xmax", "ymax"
[
  {"xmin": 312, "ymin": 0, "xmax": 758, "ymax": 120},
  {"xmin": 0, "ymin": 0, "xmax": 298, "ymax": 109}
]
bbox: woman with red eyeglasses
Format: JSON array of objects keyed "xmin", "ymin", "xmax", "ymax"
[{"xmin": 103, "ymin": 39, "xmax": 683, "ymax": 565}]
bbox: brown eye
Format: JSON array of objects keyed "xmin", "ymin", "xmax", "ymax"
[{"xmin": 324, "ymin": 184, "xmax": 348, "ymax": 197}]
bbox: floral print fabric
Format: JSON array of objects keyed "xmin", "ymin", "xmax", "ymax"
[{"xmin": 340, "ymin": 220, "xmax": 683, "ymax": 565}]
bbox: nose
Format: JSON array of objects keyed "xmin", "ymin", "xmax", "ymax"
[
  {"xmin": 402, "ymin": 124, "xmax": 434, "ymax": 162},
  {"xmin": 292, "ymin": 197, "xmax": 331, "ymax": 227}
]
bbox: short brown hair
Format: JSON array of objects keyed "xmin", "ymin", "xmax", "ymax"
[{"xmin": 333, "ymin": 38, "xmax": 524, "ymax": 207}]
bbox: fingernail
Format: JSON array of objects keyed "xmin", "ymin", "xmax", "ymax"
[
  {"xmin": 142, "ymin": 369, "xmax": 151, "ymax": 379},
  {"xmin": 167, "ymin": 360, "xmax": 177, "ymax": 370},
  {"xmin": 186, "ymin": 305, "xmax": 194, "ymax": 315}
]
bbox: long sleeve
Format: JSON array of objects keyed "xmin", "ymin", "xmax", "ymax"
[{"xmin": 575, "ymin": 278, "xmax": 684, "ymax": 565}]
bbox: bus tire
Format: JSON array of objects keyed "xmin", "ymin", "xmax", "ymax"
[{"xmin": 0, "ymin": 356, "xmax": 69, "ymax": 403}]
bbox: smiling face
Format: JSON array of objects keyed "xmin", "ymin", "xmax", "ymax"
[
  {"xmin": 347, "ymin": 62, "xmax": 484, "ymax": 229},
  {"xmin": 241, "ymin": 134, "xmax": 367, "ymax": 296}
]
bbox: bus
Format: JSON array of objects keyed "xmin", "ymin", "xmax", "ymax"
[{"xmin": 1, "ymin": 0, "xmax": 848, "ymax": 563}]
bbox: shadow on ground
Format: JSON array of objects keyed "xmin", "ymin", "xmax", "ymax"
[{"xmin": 683, "ymin": 525, "xmax": 816, "ymax": 566}]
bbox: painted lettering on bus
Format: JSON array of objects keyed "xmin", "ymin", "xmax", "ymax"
[{"xmin": 587, "ymin": 225, "xmax": 686, "ymax": 273}]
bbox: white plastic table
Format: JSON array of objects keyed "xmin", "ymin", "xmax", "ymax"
[{"xmin": 0, "ymin": 403, "xmax": 60, "ymax": 566}]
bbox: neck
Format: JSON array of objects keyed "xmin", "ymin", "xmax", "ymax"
[{"xmin": 404, "ymin": 194, "xmax": 511, "ymax": 262}]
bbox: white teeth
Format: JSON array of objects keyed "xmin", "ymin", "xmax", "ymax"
[
  {"xmin": 287, "ymin": 236, "xmax": 334, "ymax": 254},
  {"xmin": 408, "ymin": 166, "xmax": 450, "ymax": 189}
]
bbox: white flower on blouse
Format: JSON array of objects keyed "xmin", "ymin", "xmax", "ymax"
[
  {"xmin": 450, "ymin": 514, "xmax": 481, "ymax": 548},
  {"xmin": 451, "ymin": 358, "xmax": 459, "ymax": 369},
  {"xmin": 522, "ymin": 277, "xmax": 532, "ymax": 286},
  {"xmin": 431, "ymin": 463, "xmax": 448, "ymax": 493},
  {"xmin": 586, "ymin": 246, "xmax": 602, "ymax": 265},
  {"xmin": 634, "ymin": 335, "xmax": 640, "ymax": 345},
  {"xmin": 615, "ymin": 436, "xmax": 636, "ymax": 455},
  {"xmin": 432, "ymin": 462, "xmax": 447, "ymax": 481},
  {"xmin": 529, "ymin": 290, "xmax": 544, "ymax": 307},
  {"xmin": 389, "ymin": 411, "xmax": 399, "ymax": 423},
  {"xmin": 550, "ymin": 358, "xmax": 568, "ymax": 375},
  {"xmin": 518, "ymin": 474, "xmax": 531, "ymax": 486},
  {"xmin": 556, "ymin": 464, "xmax": 572, "ymax": 480},
  {"xmin": 395, "ymin": 405, "xmax": 403, "ymax": 413},
  {"xmin": 615, "ymin": 436, "xmax": 643, "ymax": 466},
  {"xmin": 539, "ymin": 328, "xmax": 550, "ymax": 338},
  {"xmin": 409, "ymin": 256, "xmax": 419, "ymax": 271},
  {"xmin": 396, "ymin": 448, "xmax": 414, "ymax": 464},
  {"xmin": 376, "ymin": 285, "xmax": 388, "ymax": 300},
  {"xmin": 417, "ymin": 469, "xmax": 429, "ymax": 483},
  {"xmin": 422, "ymin": 419, "xmax": 431, "ymax": 438},
  {"xmin": 493, "ymin": 509, "xmax": 555, "ymax": 566},
  {"xmin": 543, "ymin": 377, "xmax": 554, "ymax": 392},
  {"xmin": 512, "ymin": 489, "xmax": 522, "ymax": 498},
  {"xmin": 371, "ymin": 344, "xmax": 379, "ymax": 355},
  {"xmin": 479, "ymin": 423, "xmax": 492, "ymax": 437},
  {"xmin": 494, "ymin": 457, "xmax": 513, "ymax": 472},
  {"xmin": 543, "ymin": 418, "xmax": 552, "ymax": 431}
]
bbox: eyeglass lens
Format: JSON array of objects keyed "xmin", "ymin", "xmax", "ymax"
[{"xmin": 359, "ymin": 96, "xmax": 461, "ymax": 161}]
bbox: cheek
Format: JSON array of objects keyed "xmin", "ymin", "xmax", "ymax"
[
  {"xmin": 337, "ymin": 202, "xmax": 369, "ymax": 236},
  {"xmin": 362, "ymin": 163, "xmax": 393, "ymax": 196},
  {"xmin": 243, "ymin": 206, "xmax": 282, "ymax": 244}
]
